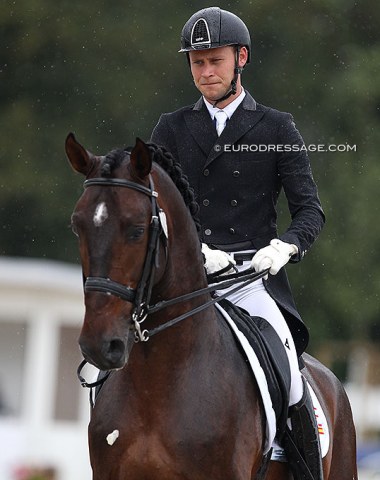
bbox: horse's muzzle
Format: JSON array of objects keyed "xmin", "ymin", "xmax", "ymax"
[{"xmin": 79, "ymin": 333, "xmax": 132, "ymax": 371}]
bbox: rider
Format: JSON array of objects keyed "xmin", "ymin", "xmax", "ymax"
[{"xmin": 151, "ymin": 7, "xmax": 325, "ymax": 479}]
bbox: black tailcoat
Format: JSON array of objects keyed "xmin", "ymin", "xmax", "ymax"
[{"xmin": 151, "ymin": 91, "xmax": 325, "ymax": 354}]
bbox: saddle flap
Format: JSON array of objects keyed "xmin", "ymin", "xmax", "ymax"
[{"xmin": 217, "ymin": 299, "xmax": 291, "ymax": 440}]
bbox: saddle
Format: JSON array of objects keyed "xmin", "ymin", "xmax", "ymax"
[{"xmin": 217, "ymin": 298, "xmax": 291, "ymax": 441}]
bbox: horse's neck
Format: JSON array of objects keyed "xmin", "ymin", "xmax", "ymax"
[
  {"xmin": 155, "ymin": 193, "xmax": 208, "ymax": 302},
  {"xmin": 142, "ymin": 178, "xmax": 220, "ymax": 362},
  {"xmin": 128, "ymin": 225, "xmax": 226, "ymax": 400},
  {"xmin": 129, "ymin": 301, "xmax": 221, "ymax": 391},
  {"xmin": 166, "ymin": 242, "xmax": 206, "ymax": 291},
  {"xmin": 145, "ymin": 227, "xmax": 219, "ymax": 362}
]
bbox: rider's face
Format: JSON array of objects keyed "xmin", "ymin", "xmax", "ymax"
[{"xmin": 189, "ymin": 46, "xmax": 247, "ymax": 106}]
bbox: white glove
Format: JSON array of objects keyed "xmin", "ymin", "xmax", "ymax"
[
  {"xmin": 251, "ymin": 239, "xmax": 298, "ymax": 276},
  {"xmin": 201, "ymin": 243, "xmax": 236, "ymax": 275}
]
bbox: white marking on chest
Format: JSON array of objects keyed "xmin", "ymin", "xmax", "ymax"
[
  {"xmin": 93, "ymin": 202, "xmax": 108, "ymax": 227},
  {"xmin": 106, "ymin": 429, "xmax": 119, "ymax": 446}
]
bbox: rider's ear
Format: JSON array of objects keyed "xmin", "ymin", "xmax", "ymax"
[
  {"xmin": 65, "ymin": 133, "xmax": 94, "ymax": 175},
  {"xmin": 130, "ymin": 138, "xmax": 152, "ymax": 179}
]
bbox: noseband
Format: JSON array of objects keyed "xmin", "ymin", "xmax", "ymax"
[{"xmin": 83, "ymin": 175, "xmax": 167, "ymax": 341}]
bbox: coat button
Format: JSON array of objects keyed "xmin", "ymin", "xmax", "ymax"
[
  {"xmin": 233, "ymin": 170, "xmax": 240, "ymax": 177},
  {"xmin": 205, "ymin": 229, "xmax": 212, "ymax": 236},
  {"xmin": 229, "ymin": 228, "xmax": 236, "ymax": 235},
  {"xmin": 231, "ymin": 199, "xmax": 238, "ymax": 207},
  {"xmin": 203, "ymin": 199, "xmax": 210, "ymax": 206},
  {"xmin": 203, "ymin": 169, "xmax": 210, "ymax": 176}
]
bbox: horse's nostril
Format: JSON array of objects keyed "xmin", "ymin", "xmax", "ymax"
[
  {"xmin": 109, "ymin": 338, "xmax": 125, "ymax": 354},
  {"xmin": 103, "ymin": 338, "xmax": 126, "ymax": 365}
]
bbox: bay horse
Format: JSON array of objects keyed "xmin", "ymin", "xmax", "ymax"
[{"xmin": 65, "ymin": 133, "xmax": 357, "ymax": 480}]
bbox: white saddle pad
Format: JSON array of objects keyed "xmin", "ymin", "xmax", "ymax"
[{"xmin": 215, "ymin": 303, "xmax": 330, "ymax": 459}]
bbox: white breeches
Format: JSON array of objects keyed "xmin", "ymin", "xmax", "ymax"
[{"xmin": 217, "ymin": 263, "xmax": 304, "ymax": 406}]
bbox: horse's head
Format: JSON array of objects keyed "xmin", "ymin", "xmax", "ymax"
[{"xmin": 65, "ymin": 133, "xmax": 172, "ymax": 370}]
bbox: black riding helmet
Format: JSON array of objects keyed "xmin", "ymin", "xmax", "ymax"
[
  {"xmin": 179, "ymin": 7, "xmax": 251, "ymax": 63},
  {"xmin": 179, "ymin": 7, "xmax": 251, "ymax": 106}
]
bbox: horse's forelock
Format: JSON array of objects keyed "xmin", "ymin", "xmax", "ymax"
[{"xmin": 101, "ymin": 148, "xmax": 128, "ymax": 177}]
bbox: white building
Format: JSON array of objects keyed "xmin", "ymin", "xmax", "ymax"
[{"xmin": 0, "ymin": 257, "xmax": 92, "ymax": 480}]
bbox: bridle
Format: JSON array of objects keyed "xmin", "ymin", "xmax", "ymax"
[{"xmin": 83, "ymin": 175, "xmax": 167, "ymax": 342}]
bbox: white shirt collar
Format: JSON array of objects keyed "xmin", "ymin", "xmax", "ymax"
[{"xmin": 204, "ymin": 88, "xmax": 246, "ymax": 119}]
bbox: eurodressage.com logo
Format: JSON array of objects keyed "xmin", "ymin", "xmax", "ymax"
[{"xmin": 213, "ymin": 143, "xmax": 357, "ymax": 153}]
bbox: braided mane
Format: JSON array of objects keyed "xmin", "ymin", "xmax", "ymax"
[{"xmin": 100, "ymin": 143, "xmax": 200, "ymax": 232}]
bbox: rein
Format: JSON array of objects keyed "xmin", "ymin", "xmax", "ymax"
[
  {"xmin": 77, "ymin": 360, "xmax": 111, "ymax": 408},
  {"xmin": 143, "ymin": 268, "xmax": 269, "ymax": 340}
]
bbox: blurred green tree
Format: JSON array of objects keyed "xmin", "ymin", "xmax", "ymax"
[{"xmin": 0, "ymin": 0, "xmax": 379, "ymax": 348}]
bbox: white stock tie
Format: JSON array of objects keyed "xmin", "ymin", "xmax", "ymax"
[{"xmin": 214, "ymin": 110, "xmax": 228, "ymax": 136}]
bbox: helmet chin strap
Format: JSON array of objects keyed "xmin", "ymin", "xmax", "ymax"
[{"xmin": 213, "ymin": 46, "xmax": 242, "ymax": 108}]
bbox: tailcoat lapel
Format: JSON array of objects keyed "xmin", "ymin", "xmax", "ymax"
[
  {"xmin": 205, "ymin": 92, "xmax": 265, "ymax": 167},
  {"xmin": 184, "ymin": 97, "xmax": 218, "ymax": 156},
  {"xmin": 183, "ymin": 92, "xmax": 265, "ymax": 167}
]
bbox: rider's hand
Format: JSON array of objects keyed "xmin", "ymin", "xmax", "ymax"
[
  {"xmin": 251, "ymin": 239, "xmax": 298, "ymax": 277},
  {"xmin": 201, "ymin": 243, "xmax": 236, "ymax": 275}
]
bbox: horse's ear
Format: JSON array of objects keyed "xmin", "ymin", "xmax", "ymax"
[
  {"xmin": 65, "ymin": 133, "xmax": 94, "ymax": 176},
  {"xmin": 130, "ymin": 137, "xmax": 152, "ymax": 179}
]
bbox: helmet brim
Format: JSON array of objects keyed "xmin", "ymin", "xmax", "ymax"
[
  {"xmin": 178, "ymin": 43, "xmax": 239, "ymax": 53},
  {"xmin": 179, "ymin": 43, "xmax": 250, "ymax": 64}
]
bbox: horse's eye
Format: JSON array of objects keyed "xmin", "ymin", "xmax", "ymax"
[{"xmin": 128, "ymin": 226, "xmax": 145, "ymax": 241}]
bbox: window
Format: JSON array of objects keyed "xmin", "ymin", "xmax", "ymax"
[
  {"xmin": 0, "ymin": 321, "xmax": 27, "ymax": 417},
  {"xmin": 53, "ymin": 325, "xmax": 82, "ymax": 421}
]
